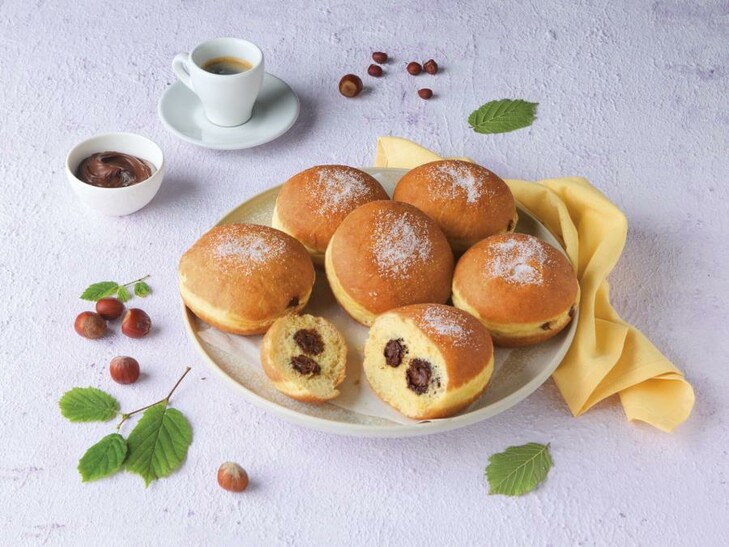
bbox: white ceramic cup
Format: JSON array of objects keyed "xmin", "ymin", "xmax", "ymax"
[{"xmin": 172, "ymin": 38, "xmax": 264, "ymax": 127}]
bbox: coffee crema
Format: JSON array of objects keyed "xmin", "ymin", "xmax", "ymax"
[{"xmin": 201, "ymin": 56, "xmax": 253, "ymax": 75}]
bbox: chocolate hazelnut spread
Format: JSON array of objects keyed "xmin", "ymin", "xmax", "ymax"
[
  {"xmin": 384, "ymin": 339, "xmax": 406, "ymax": 367},
  {"xmin": 291, "ymin": 355, "xmax": 321, "ymax": 375},
  {"xmin": 406, "ymin": 359, "xmax": 432, "ymax": 394},
  {"xmin": 293, "ymin": 329, "xmax": 324, "ymax": 355},
  {"xmin": 76, "ymin": 151, "xmax": 153, "ymax": 188}
]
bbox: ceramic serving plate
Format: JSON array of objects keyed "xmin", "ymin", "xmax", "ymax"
[{"xmin": 181, "ymin": 168, "xmax": 577, "ymax": 437}]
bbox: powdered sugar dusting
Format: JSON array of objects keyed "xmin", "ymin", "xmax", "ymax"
[
  {"xmin": 421, "ymin": 307, "xmax": 471, "ymax": 346},
  {"xmin": 486, "ymin": 236, "xmax": 548, "ymax": 285},
  {"xmin": 212, "ymin": 228, "xmax": 286, "ymax": 274},
  {"xmin": 315, "ymin": 167, "xmax": 374, "ymax": 214},
  {"xmin": 372, "ymin": 210, "xmax": 432, "ymax": 278},
  {"xmin": 433, "ymin": 163, "xmax": 491, "ymax": 204}
]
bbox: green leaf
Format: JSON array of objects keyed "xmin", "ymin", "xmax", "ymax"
[
  {"xmin": 59, "ymin": 387, "xmax": 120, "ymax": 422},
  {"xmin": 125, "ymin": 404, "xmax": 192, "ymax": 486},
  {"xmin": 468, "ymin": 99, "xmax": 538, "ymax": 134},
  {"xmin": 78, "ymin": 433, "xmax": 128, "ymax": 482},
  {"xmin": 80, "ymin": 281, "xmax": 119, "ymax": 301},
  {"xmin": 134, "ymin": 281, "xmax": 151, "ymax": 298},
  {"xmin": 485, "ymin": 442, "xmax": 552, "ymax": 496},
  {"xmin": 116, "ymin": 285, "xmax": 131, "ymax": 303}
]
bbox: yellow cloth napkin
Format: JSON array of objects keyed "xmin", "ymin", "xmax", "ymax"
[{"xmin": 374, "ymin": 136, "xmax": 694, "ymax": 432}]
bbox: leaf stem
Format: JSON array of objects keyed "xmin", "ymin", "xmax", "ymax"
[
  {"xmin": 164, "ymin": 366, "xmax": 192, "ymax": 403},
  {"xmin": 121, "ymin": 274, "xmax": 151, "ymax": 288},
  {"xmin": 116, "ymin": 367, "xmax": 192, "ymax": 432}
]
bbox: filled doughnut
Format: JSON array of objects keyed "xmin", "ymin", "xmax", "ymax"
[
  {"xmin": 363, "ymin": 304, "xmax": 494, "ymax": 419},
  {"xmin": 452, "ymin": 233, "xmax": 579, "ymax": 346},
  {"xmin": 325, "ymin": 200, "xmax": 454, "ymax": 326},
  {"xmin": 272, "ymin": 165, "xmax": 389, "ymax": 265},
  {"xmin": 393, "ymin": 159, "xmax": 517, "ymax": 252},
  {"xmin": 260, "ymin": 314, "xmax": 347, "ymax": 403},
  {"xmin": 179, "ymin": 223, "xmax": 315, "ymax": 335}
]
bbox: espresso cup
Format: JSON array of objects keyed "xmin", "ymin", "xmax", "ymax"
[{"xmin": 172, "ymin": 38, "xmax": 264, "ymax": 127}]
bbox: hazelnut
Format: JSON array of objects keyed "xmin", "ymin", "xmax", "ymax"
[
  {"xmin": 372, "ymin": 51, "xmax": 388, "ymax": 64},
  {"xmin": 217, "ymin": 462, "xmax": 249, "ymax": 492},
  {"xmin": 95, "ymin": 297, "xmax": 125, "ymax": 320},
  {"xmin": 367, "ymin": 64, "xmax": 383, "ymax": 77},
  {"xmin": 418, "ymin": 88, "xmax": 434, "ymax": 100},
  {"xmin": 121, "ymin": 308, "xmax": 151, "ymax": 338},
  {"xmin": 423, "ymin": 59, "xmax": 438, "ymax": 75},
  {"xmin": 338, "ymin": 74, "xmax": 363, "ymax": 98},
  {"xmin": 74, "ymin": 311, "xmax": 107, "ymax": 339},
  {"xmin": 110, "ymin": 356, "xmax": 140, "ymax": 384},
  {"xmin": 407, "ymin": 62, "xmax": 422, "ymax": 75}
]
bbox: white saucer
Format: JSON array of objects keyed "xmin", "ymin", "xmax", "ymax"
[{"xmin": 158, "ymin": 73, "xmax": 300, "ymax": 150}]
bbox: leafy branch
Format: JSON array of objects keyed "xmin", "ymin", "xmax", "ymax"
[
  {"xmin": 80, "ymin": 275, "xmax": 151, "ymax": 303},
  {"xmin": 59, "ymin": 367, "xmax": 193, "ymax": 485}
]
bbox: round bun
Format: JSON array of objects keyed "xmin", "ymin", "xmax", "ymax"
[
  {"xmin": 260, "ymin": 314, "xmax": 347, "ymax": 403},
  {"xmin": 272, "ymin": 165, "xmax": 389, "ymax": 264},
  {"xmin": 179, "ymin": 223, "xmax": 315, "ymax": 335},
  {"xmin": 363, "ymin": 304, "xmax": 494, "ymax": 420},
  {"xmin": 393, "ymin": 160, "xmax": 517, "ymax": 252},
  {"xmin": 325, "ymin": 200, "xmax": 454, "ymax": 326},
  {"xmin": 452, "ymin": 233, "xmax": 579, "ymax": 346}
]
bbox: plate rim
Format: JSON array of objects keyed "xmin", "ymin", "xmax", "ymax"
[
  {"xmin": 157, "ymin": 73, "xmax": 300, "ymax": 150},
  {"xmin": 181, "ymin": 168, "xmax": 578, "ymax": 437}
]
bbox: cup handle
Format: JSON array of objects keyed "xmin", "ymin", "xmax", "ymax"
[{"xmin": 172, "ymin": 53, "xmax": 194, "ymax": 91}]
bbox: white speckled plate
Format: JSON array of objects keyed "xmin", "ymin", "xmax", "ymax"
[
  {"xmin": 158, "ymin": 73, "xmax": 299, "ymax": 150},
  {"xmin": 181, "ymin": 168, "xmax": 577, "ymax": 437}
]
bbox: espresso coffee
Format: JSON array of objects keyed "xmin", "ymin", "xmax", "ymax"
[{"xmin": 202, "ymin": 56, "xmax": 253, "ymax": 75}]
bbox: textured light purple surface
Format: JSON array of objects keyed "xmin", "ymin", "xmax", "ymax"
[{"xmin": 1, "ymin": 0, "xmax": 727, "ymax": 545}]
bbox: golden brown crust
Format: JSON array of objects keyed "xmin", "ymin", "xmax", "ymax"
[
  {"xmin": 273, "ymin": 165, "xmax": 389, "ymax": 255},
  {"xmin": 393, "ymin": 160, "xmax": 516, "ymax": 249},
  {"xmin": 413, "ymin": 377, "xmax": 492, "ymax": 420},
  {"xmin": 453, "ymin": 233, "xmax": 578, "ymax": 326},
  {"xmin": 179, "ymin": 223, "xmax": 315, "ymax": 335},
  {"xmin": 393, "ymin": 304, "xmax": 494, "ymax": 390},
  {"xmin": 326, "ymin": 200, "xmax": 454, "ymax": 323},
  {"xmin": 491, "ymin": 330, "xmax": 559, "ymax": 347}
]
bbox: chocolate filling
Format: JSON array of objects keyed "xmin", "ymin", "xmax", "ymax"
[
  {"xmin": 507, "ymin": 219, "xmax": 514, "ymax": 232},
  {"xmin": 290, "ymin": 355, "xmax": 321, "ymax": 376},
  {"xmin": 288, "ymin": 296, "xmax": 299, "ymax": 308},
  {"xmin": 568, "ymin": 305, "xmax": 576, "ymax": 319},
  {"xmin": 406, "ymin": 359, "xmax": 432, "ymax": 395},
  {"xmin": 384, "ymin": 339, "xmax": 406, "ymax": 367},
  {"xmin": 540, "ymin": 322, "xmax": 551, "ymax": 331},
  {"xmin": 293, "ymin": 329, "xmax": 324, "ymax": 355}
]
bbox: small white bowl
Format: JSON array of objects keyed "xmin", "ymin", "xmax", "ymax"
[{"xmin": 66, "ymin": 133, "xmax": 166, "ymax": 216}]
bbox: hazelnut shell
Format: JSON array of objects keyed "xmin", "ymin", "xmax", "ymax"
[
  {"xmin": 121, "ymin": 308, "xmax": 151, "ymax": 338},
  {"xmin": 217, "ymin": 462, "xmax": 249, "ymax": 492},
  {"xmin": 338, "ymin": 74, "xmax": 363, "ymax": 98}
]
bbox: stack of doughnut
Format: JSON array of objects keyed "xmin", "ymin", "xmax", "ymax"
[{"xmin": 178, "ymin": 160, "xmax": 579, "ymax": 418}]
